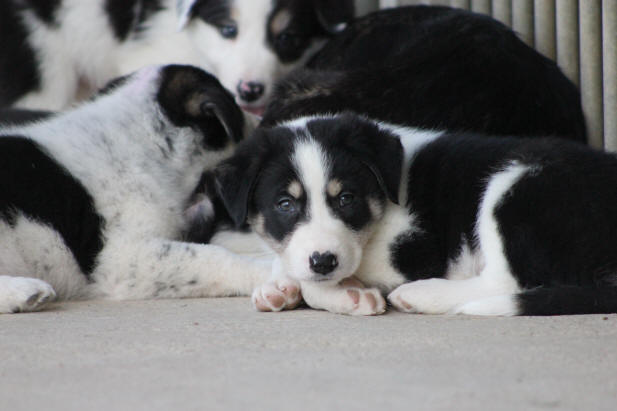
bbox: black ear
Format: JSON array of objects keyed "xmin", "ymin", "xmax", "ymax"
[
  {"xmin": 214, "ymin": 130, "xmax": 269, "ymax": 227},
  {"xmin": 313, "ymin": 0, "xmax": 355, "ymax": 34},
  {"xmin": 157, "ymin": 65, "xmax": 245, "ymax": 149},
  {"xmin": 324, "ymin": 114, "xmax": 403, "ymax": 204}
]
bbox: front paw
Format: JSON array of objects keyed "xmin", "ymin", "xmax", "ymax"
[
  {"xmin": 388, "ymin": 279, "xmax": 452, "ymax": 314},
  {"xmin": 342, "ymin": 287, "xmax": 387, "ymax": 316},
  {"xmin": 0, "ymin": 277, "xmax": 57, "ymax": 314},
  {"xmin": 252, "ymin": 277, "xmax": 302, "ymax": 312}
]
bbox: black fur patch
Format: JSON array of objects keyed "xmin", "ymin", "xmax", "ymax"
[
  {"xmin": 18, "ymin": 0, "xmax": 62, "ymax": 25},
  {"xmin": 0, "ymin": 108, "xmax": 52, "ymax": 126},
  {"xmin": 0, "ymin": 137, "xmax": 105, "ymax": 275},
  {"xmin": 262, "ymin": 6, "xmax": 586, "ymax": 143},
  {"xmin": 192, "ymin": 0, "xmax": 232, "ymax": 26},
  {"xmin": 104, "ymin": 0, "xmax": 164, "ymax": 41},
  {"xmin": 182, "ymin": 170, "xmax": 242, "ymax": 244},
  {"xmin": 157, "ymin": 65, "xmax": 244, "ymax": 149},
  {"xmin": 0, "ymin": 2, "xmax": 42, "ymax": 106},
  {"xmin": 266, "ymin": 0, "xmax": 354, "ymax": 63}
]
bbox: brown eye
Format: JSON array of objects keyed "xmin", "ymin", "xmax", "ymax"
[{"xmin": 339, "ymin": 193, "xmax": 354, "ymax": 207}]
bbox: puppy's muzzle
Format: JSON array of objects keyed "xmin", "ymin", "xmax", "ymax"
[{"xmin": 309, "ymin": 251, "xmax": 338, "ymax": 275}]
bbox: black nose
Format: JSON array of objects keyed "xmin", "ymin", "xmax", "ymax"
[
  {"xmin": 236, "ymin": 81, "xmax": 265, "ymax": 103},
  {"xmin": 309, "ymin": 251, "xmax": 338, "ymax": 275}
]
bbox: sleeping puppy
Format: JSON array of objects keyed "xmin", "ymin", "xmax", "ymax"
[
  {"xmin": 0, "ymin": 64, "xmax": 270, "ymax": 314},
  {"xmin": 216, "ymin": 113, "xmax": 617, "ymax": 316},
  {"xmin": 262, "ymin": 5, "xmax": 587, "ymax": 142},
  {"xmin": 0, "ymin": 0, "xmax": 353, "ymax": 114}
]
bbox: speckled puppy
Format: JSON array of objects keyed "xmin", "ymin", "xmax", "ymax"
[{"xmin": 0, "ymin": 64, "xmax": 270, "ymax": 313}]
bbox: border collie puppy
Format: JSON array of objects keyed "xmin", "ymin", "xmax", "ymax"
[
  {"xmin": 261, "ymin": 6, "xmax": 587, "ymax": 142},
  {"xmin": 0, "ymin": 0, "xmax": 353, "ymax": 114},
  {"xmin": 216, "ymin": 113, "xmax": 617, "ymax": 316},
  {"xmin": 0, "ymin": 64, "xmax": 271, "ymax": 314}
]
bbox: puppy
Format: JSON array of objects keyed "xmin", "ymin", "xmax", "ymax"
[
  {"xmin": 0, "ymin": 0, "xmax": 353, "ymax": 113},
  {"xmin": 0, "ymin": 64, "xmax": 271, "ymax": 314},
  {"xmin": 216, "ymin": 113, "xmax": 617, "ymax": 316},
  {"xmin": 262, "ymin": 5, "xmax": 587, "ymax": 142}
]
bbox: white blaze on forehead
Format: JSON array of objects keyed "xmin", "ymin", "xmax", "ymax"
[
  {"xmin": 285, "ymin": 137, "xmax": 365, "ymax": 282},
  {"xmin": 292, "ymin": 139, "xmax": 330, "ymax": 218}
]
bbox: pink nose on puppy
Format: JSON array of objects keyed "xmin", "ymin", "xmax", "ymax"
[{"xmin": 236, "ymin": 80, "xmax": 265, "ymax": 103}]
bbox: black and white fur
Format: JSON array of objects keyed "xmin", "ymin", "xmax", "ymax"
[
  {"xmin": 0, "ymin": 64, "xmax": 271, "ymax": 314},
  {"xmin": 217, "ymin": 113, "xmax": 617, "ymax": 316},
  {"xmin": 262, "ymin": 5, "xmax": 587, "ymax": 142},
  {"xmin": 0, "ymin": 0, "xmax": 353, "ymax": 114}
]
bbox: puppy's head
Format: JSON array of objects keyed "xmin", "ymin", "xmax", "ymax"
[
  {"xmin": 216, "ymin": 113, "xmax": 403, "ymax": 283},
  {"xmin": 97, "ymin": 64, "xmax": 246, "ymax": 149},
  {"xmin": 176, "ymin": 0, "xmax": 354, "ymax": 115}
]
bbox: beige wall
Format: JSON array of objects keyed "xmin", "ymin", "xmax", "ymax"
[{"xmin": 355, "ymin": 0, "xmax": 616, "ymax": 149}]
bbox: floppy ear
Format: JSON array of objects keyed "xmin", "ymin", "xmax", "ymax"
[
  {"xmin": 214, "ymin": 130, "xmax": 269, "ymax": 227},
  {"xmin": 157, "ymin": 65, "xmax": 245, "ymax": 148},
  {"xmin": 313, "ymin": 0, "xmax": 355, "ymax": 34},
  {"xmin": 176, "ymin": 0, "xmax": 199, "ymax": 31},
  {"xmin": 334, "ymin": 114, "xmax": 403, "ymax": 204}
]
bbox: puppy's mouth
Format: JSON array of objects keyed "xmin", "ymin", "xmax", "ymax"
[{"xmin": 241, "ymin": 105, "xmax": 266, "ymax": 117}]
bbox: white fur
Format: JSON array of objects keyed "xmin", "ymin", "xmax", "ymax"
[
  {"xmin": 354, "ymin": 203, "xmax": 411, "ymax": 293},
  {"xmin": 13, "ymin": 0, "xmax": 322, "ymax": 111},
  {"xmin": 1, "ymin": 65, "xmax": 270, "ymax": 313},
  {"xmin": 454, "ymin": 294, "xmax": 519, "ymax": 316},
  {"xmin": 0, "ymin": 276, "xmax": 56, "ymax": 313},
  {"xmin": 446, "ymin": 239, "xmax": 485, "ymax": 281},
  {"xmin": 300, "ymin": 279, "xmax": 386, "ymax": 316}
]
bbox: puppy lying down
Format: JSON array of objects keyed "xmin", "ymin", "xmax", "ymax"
[
  {"xmin": 216, "ymin": 114, "xmax": 617, "ymax": 316},
  {"xmin": 0, "ymin": 64, "xmax": 269, "ymax": 313}
]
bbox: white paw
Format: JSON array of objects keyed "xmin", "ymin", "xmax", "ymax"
[
  {"xmin": 252, "ymin": 277, "xmax": 302, "ymax": 312},
  {"xmin": 340, "ymin": 287, "xmax": 386, "ymax": 316},
  {"xmin": 388, "ymin": 279, "xmax": 455, "ymax": 314},
  {"xmin": 0, "ymin": 277, "xmax": 57, "ymax": 314},
  {"xmin": 453, "ymin": 294, "xmax": 519, "ymax": 316}
]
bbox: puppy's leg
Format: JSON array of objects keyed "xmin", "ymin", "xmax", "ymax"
[
  {"xmin": 0, "ymin": 276, "xmax": 56, "ymax": 314},
  {"xmin": 388, "ymin": 269, "xmax": 519, "ymax": 315},
  {"xmin": 252, "ymin": 258, "xmax": 303, "ymax": 312},
  {"xmin": 91, "ymin": 239, "xmax": 273, "ymax": 300},
  {"xmin": 389, "ymin": 163, "xmax": 526, "ymax": 315},
  {"xmin": 300, "ymin": 277, "xmax": 386, "ymax": 316}
]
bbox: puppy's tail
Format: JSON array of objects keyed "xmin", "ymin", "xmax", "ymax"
[{"xmin": 517, "ymin": 286, "xmax": 617, "ymax": 315}]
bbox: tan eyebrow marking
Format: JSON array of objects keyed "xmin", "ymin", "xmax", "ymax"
[
  {"xmin": 288, "ymin": 180, "xmax": 303, "ymax": 199},
  {"xmin": 326, "ymin": 179, "xmax": 343, "ymax": 197}
]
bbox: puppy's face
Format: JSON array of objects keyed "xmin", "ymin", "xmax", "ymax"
[
  {"xmin": 216, "ymin": 114, "xmax": 403, "ymax": 283},
  {"xmin": 177, "ymin": 0, "xmax": 354, "ymax": 115}
]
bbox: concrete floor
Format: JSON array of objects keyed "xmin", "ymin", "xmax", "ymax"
[{"xmin": 2, "ymin": 298, "xmax": 616, "ymax": 411}]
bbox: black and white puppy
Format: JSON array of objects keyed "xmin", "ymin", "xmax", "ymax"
[
  {"xmin": 0, "ymin": 64, "xmax": 271, "ymax": 314},
  {"xmin": 0, "ymin": 0, "xmax": 353, "ymax": 114},
  {"xmin": 216, "ymin": 113, "xmax": 617, "ymax": 316},
  {"xmin": 262, "ymin": 5, "xmax": 587, "ymax": 142}
]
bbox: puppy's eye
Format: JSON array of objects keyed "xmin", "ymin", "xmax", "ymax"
[
  {"xmin": 276, "ymin": 32, "xmax": 302, "ymax": 49},
  {"xmin": 277, "ymin": 197, "xmax": 296, "ymax": 213},
  {"xmin": 220, "ymin": 24, "xmax": 238, "ymax": 39},
  {"xmin": 339, "ymin": 193, "xmax": 355, "ymax": 208}
]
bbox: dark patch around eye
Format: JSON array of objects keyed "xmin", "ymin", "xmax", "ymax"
[{"xmin": 194, "ymin": 0, "xmax": 233, "ymax": 26}]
